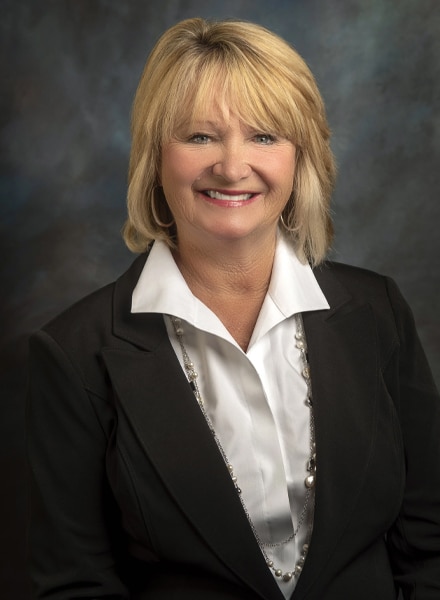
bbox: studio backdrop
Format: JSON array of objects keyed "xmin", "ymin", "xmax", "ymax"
[{"xmin": 1, "ymin": 1, "xmax": 439, "ymax": 598}]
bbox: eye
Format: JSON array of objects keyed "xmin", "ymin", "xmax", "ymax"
[
  {"xmin": 253, "ymin": 133, "xmax": 276, "ymax": 145},
  {"xmin": 188, "ymin": 133, "xmax": 211, "ymax": 144}
]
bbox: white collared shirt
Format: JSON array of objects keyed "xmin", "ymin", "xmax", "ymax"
[{"xmin": 132, "ymin": 234, "xmax": 329, "ymax": 597}]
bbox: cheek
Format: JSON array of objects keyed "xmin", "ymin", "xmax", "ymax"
[
  {"xmin": 163, "ymin": 160, "xmax": 204, "ymax": 200},
  {"xmin": 282, "ymin": 164, "xmax": 296, "ymax": 194},
  {"xmin": 161, "ymin": 148, "xmax": 181, "ymax": 184},
  {"xmin": 268, "ymin": 166, "xmax": 296, "ymax": 196},
  {"xmin": 262, "ymin": 149, "xmax": 296, "ymax": 189},
  {"xmin": 161, "ymin": 156, "xmax": 196, "ymax": 220}
]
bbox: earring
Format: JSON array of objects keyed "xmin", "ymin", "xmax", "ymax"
[
  {"xmin": 279, "ymin": 212, "xmax": 296, "ymax": 233},
  {"xmin": 151, "ymin": 187, "xmax": 174, "ymax": 229},
  {"xmin": 280, "ymin": 191, "xmax": 297, "ymax": 232}
]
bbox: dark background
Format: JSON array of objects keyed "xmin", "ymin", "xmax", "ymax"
[{"xmin": 1, "ymin": 1, "xmax": 439, "ymax": 598}]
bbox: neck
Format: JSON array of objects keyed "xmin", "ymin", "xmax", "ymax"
[
  {"xmin": 173, "ymin": 231, "xmax": 277, "ymax": 298},
  {"xmin": 173, "ymin": 231, "xmax": 278, "ymax": 352}
]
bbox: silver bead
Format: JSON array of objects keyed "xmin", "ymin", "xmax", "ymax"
[
  {"xmin": 266, "ymin": 560, "xmax": 274, "ymax": 567},
  {"xmin": 302, "ymin": 366, "xmax": 310, "ymax": 379},
  {"xmin": 305, "ymin": 474, "xmax": 315, "ymax": 488},
  {"xmin": 295, "ymin": 564, "xmax": 302, "ymax": 575},
  {"xmin": 274, "ymin": 569, "xmax": 282, "ymax": 577},
  {"xmin": 282, "ymin": 572, "xmax": 293, "ymax": 582}
]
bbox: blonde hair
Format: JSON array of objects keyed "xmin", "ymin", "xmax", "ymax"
[{"xmin": 123, "ymin": 18, "xmax": 336, "ymax": 265}]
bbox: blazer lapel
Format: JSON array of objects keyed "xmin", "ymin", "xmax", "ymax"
[
  {"xmin": 103, "ymin": 254, "xmax": 283, "ymax": 600},
  {"xmin": 292, "ymin": 264, "xmax": 380, "ymax": 598}
]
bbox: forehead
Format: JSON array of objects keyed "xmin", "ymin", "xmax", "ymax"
[
  {"xmin": 178, "ymin": 99, "xmax": 235, "ymax": 128},
  {"xmin": 173, "ymin": 81, "xmax": 281, "ymax": 135}
]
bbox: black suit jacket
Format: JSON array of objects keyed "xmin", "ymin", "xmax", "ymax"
[{"xmin": 27, "ymin": 252, "xmax": 440, "ymax": 599}]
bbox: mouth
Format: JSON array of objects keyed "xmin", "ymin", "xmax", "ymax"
[
  {"xmin": 204, "ymin": 190, "xmax": 254, "ymax": 201},
  {"xmin": 201, "ymin": 189, "xmax": 258, "ymax": 206}
]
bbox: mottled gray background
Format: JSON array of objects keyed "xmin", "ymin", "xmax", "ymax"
[{"xmin": 1, "ymin": 0, "xmax": 439, "ymax": 597}]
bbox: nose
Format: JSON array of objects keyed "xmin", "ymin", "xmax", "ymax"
[{"xmin": 211, "ymin": 141, "xmax": 252, "ymax": 182}]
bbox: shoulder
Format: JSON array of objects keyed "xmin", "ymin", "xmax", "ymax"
[
  {"xmin": 314, "ymin": 260, "xmax": 411, "ymax": 310},
  {"xmin": 28, "ymin": 252, "xmax": 150, "ymax": 397},
  {"xmin": 41, "ymin": 280, "xmax": 118, "ymax": 354},
  {"xmin": 42, "ymin": 252, "xmax": 148, "ymax": 342},
  {"xmin": 314, "ymin": 261, "xmax": 421, "ymax": 353},
  {"xmin": 316, "ymin": 260, "xmax": 388, "ymax": 288},
  {"xmin": 314, "ymin": 260, "xmax": 417, "ymax": 335},
  {"xmin": 30, "ymin": 253, "xmax": 149, "ymax": 382},
  {"xmin": 314, "ymin": 260, "xmax": 397, "ymax": 305},
  {"xmin": 43, "ymin": 281, "xmax": 114, "ymax": 339},
  {"xmin": 28, "ymin": 282, "xmax": 118, "ymax": 397}
]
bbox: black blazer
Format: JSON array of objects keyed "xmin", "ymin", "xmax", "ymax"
[{"xmin": 27, "ymin": 252, "xmax": 440, "ymax": 600}]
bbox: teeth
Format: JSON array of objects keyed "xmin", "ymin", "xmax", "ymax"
[{"xmin": 206, "ymin": 190, "xmax": 253, "ymax": 201}]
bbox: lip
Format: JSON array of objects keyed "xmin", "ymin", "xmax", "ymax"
[{"xmin": 198, "ymin": 189, "xmax": 260, "ymax": 208}]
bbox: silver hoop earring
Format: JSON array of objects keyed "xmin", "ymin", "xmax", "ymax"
[
  {"xmin": 151, "ymin": 188, "xmax": 174, "ymax": 229},
  {"xmin": 279, "ymin": 212, "xmax": 295, "ymax": 233}
]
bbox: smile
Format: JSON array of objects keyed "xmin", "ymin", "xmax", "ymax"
[
  {"xmin": 201, "ymin": 189, "xmax": 259, "ymax": 208},
  {"xmin": 204, "ymin": 190, "xmax": 255, "ymax": 201}
]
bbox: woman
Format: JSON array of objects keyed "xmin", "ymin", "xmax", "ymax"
[{"xmin": 27, "ymin": 18, "xmax": 440, "ymax": 600}]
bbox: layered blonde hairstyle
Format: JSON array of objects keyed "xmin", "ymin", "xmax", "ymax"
[{"xmin": 123, "ymin": 18, "xmax": 336, "ymax": 265}]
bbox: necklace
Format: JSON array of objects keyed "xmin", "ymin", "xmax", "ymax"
[{"xmin": 170, "ymin": 313, "xmax": 316, "ymax": 583}]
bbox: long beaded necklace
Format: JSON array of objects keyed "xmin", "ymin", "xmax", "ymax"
[{"xmin": 170, "ymin": 312, "xmax": 316, "ymax": 583}]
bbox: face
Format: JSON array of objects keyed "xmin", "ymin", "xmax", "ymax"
[{"xmin": 160, "ymin": 106, "xmax": 296, "ymax": 251}]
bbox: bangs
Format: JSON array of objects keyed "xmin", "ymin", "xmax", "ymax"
[{"xmin": 159, "ymin": 53, "xmax": 310, "ymax": 146}]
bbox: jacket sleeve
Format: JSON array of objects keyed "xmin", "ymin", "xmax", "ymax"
[
  {"xmin": 27, "ymin": 329, "xmax": 130, "ymax": 599},
  {"xmin": 384, "ymin": 277, "xmax": 440, "ymax": 600}
]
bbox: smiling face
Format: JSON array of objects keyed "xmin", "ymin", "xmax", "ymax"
[{"xmin": 160, "ymin": 105, "xmax": 296, "ymax": 252}]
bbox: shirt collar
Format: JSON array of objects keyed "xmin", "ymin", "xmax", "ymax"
[
  {"xmin": 266, "ymin": 232, "xmax": 329, "ymax": 317},
  {"xmin": 249, "ymin": 232, "xmax": 329, "ymax": 342},
  {"xmin": 131, "ymin": 235, "xmax": 329, "ymax": 344}
]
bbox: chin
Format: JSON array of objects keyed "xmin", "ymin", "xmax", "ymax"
[{"xmin": 205, "ymin": 225, "xmax": 266, "ymax": 244}]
